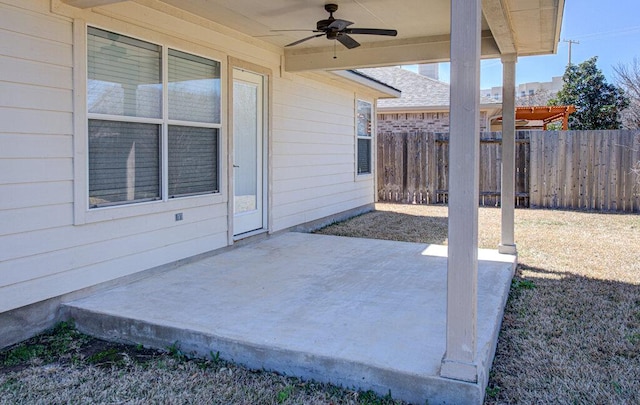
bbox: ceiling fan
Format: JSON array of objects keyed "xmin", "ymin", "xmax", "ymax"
[{"xmin": 276, "ymin": 3, "xmax": 398, "ymax": 49}]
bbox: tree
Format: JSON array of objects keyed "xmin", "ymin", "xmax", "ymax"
[
  {"xmin": 550, "ymin": 56, "xmax": 629, "ymax": 130},
  {"xmin": 613, "ymin": 57, "xmax": 640, "ymax": 129}
]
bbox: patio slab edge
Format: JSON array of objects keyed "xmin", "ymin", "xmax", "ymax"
[{"xmin": 61, "ymin": 305, "xmax": 484, "ymax": 404}]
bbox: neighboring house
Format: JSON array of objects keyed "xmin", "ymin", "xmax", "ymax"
[{"xmin": 358, "ymin": 67, "xmax": 502, "ymax": 133}]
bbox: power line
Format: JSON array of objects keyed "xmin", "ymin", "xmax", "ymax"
[{"xmin": 573, "ymin": 25, "xmax": 640, "ymax": 41}]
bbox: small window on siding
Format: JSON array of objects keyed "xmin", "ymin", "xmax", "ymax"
[{"xmin": 356, "ymin": 100, "xmax": 372, "ymax": 175}]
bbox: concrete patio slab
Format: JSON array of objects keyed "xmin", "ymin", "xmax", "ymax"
[{"xmin": 62, "ymin": 232, "xmax": 516, "ymax": 404}]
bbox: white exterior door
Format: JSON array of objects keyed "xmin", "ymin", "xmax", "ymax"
[{"xmin": 233, "ymin": 69, "xmax": 264, "ymax": 236}]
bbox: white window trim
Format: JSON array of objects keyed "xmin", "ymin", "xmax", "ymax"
[
  {"xmin": 355, "ymin": 98, "xmax": 374, "ymax": 181},
  {"xmin": 73, "ymin": 19, "xmax": 227, "ymax": 225}
]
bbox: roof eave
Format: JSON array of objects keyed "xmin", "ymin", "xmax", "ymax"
[{"xmin": 331, "ymin": 70, "xmax": 402, "ymax": 98}]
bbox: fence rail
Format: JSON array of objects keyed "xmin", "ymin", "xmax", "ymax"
[{"xmin": 377, "ymin": 130, "xmax": 640, "ymax": 213}]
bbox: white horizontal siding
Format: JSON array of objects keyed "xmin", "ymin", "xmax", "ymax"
[
  {"xmin": 273, "ymin": 129, "xmax": 355, "ymax": 146},
  {"xmin": 273, "ymin": 193, "xmax": 373, "ymax": 232},
  {"xmin": 0, "ymin": 2, "xmax": 72, "ymax": 43},
  {"xmin": 270, "ymin": 73, "xmax": 375, "ymax": 232},
  {"xmin": 0, "ymin": 232, "xmax": 228, "ymax": 313},
  {"xmin": 273, "ymin": 103, "xmax": 354, "ymax": 127},
  {"xmin": 273, "ymin": 179, "xmax": 371, "ymax": 207},
  {"xmin": 0, "ymin": 29, "xmax": 72, "ymax": 67},
  {"xmin": 0, "ymin": 108, "xmax": 73, "ymax": 135},
  {"xmin": 0, "ymin": 82, "xmax": 73, "ymax": 112},
  {"xmin": 272, "ymin": 117, "xmax": 354, "ymax": 138},
  {"xmin": 0, "ymin": 134, "xmax": 73, "ymax": 159},
  {"xmin": 272, "ymin": 163, "xmax": 355, "ymax": 182},
  {"xmin": 272, "ymin": 153, "xmax": 355, "ymax": 169},
  {"xmin": 272, "ymin": 141, "xmax": 354, "ymax": 157},
  {"xmin": 0, "ymin": 203, "xmax": 228, "ymax": 263},
  {"xmin": 1, "ymin": 0, "xmax": 51, "ymax": 14},
  {"xmin": 0, "ymin": 203, "xmax": 73, "ymax": 237},
  {"xmin": 0, "ymin": 55, "xmax": 73, "ymax": 89},
  {"xmin": 273, "ymin": 172, "xmax": 356, "ymax": 194},
  {"xmin": 0, "ymin": 215, "xmax": 228, "ymax": 288},
  {"xmin": 0, "ymin": 158, "xmax": 73, "ymax": 184},
  {"xmin": 0, "ymin": 181, "xmax": 73, "ymax": 210}
]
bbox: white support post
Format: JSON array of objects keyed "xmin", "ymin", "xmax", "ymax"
[
  {"xmin": 440, "ymin": 0, "xmax": 481, "ymax": 383},
  {"xmin": 499, "ymin": 55, "xmax": 517, "ymax": 255}
]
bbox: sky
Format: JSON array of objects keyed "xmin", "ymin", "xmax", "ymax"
[{"xmin": 406, "ymin": 0, "xmax": 640, "ymax": 89}]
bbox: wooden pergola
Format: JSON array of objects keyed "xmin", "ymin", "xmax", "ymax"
[
  {"xmin": 518, "ymin": 105, "xmax": 576, "ymax": 130},
  {"xmin": 494, "ymin": 105, "xmax": 576, "ymax": 130}
]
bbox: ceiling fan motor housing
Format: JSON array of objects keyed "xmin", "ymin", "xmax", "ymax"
[
  {"xmin": 317, "ymin": 4, "xmax": 338, "ymax": 31},
  {"xmin": 317, "ymin": 19, "xmax": 333, "ymax": 31}
]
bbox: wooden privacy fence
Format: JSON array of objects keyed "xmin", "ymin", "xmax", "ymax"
[{"xmin": 377, "ymin": 130, "xmax": 640, "ymax": 213}]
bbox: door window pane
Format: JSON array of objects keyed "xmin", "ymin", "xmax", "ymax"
[
  {"xmin": 88, "ymin": 27, "xmax": 162, "ymax": 118},
  {"xmin": 168, "ymin": 126, "xmax": 218, "ymax": 197},
  {"xmin": 233, "ymin": 81, "xmax": 259, "ymax": 213},
  {"xmin": 89, "ymin": 120, "xmax": 160, "ymax": 207},
  {"xmin": 168, "ymin": 49, "xmax": 221, "ymax": 123}
]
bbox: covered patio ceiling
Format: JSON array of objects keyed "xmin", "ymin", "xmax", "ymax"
[{"xmin": 63, "ymin": 0, "xmax": 565, "ymax": 71}]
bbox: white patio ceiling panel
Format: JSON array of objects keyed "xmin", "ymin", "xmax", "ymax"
[{"xmin": 64, "ymin": 0, "xmax": 565, "ymax": 71}]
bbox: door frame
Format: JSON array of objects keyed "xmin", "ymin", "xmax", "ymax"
[{"xmin": 227, "ymin": 58, "xmax": 271, "ymax": 243}]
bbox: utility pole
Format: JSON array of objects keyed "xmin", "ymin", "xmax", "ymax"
[{"xmin": 563, "ymin": 39, "xmax": 580, "ymax": 65}]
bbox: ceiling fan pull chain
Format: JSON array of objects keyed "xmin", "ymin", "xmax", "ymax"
[{"xmin": 333, "ymin": 40, "xmax": 337, "ymax": 59}]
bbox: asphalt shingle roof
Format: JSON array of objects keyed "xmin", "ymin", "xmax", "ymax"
[{"xmin": 357, "ymin": 66, "xmax": 498, "ymax": 109}]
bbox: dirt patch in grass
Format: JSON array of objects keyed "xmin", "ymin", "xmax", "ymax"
[{"xmin": 318, "ymin": 203, "xmax": 640, "ymax": 404}]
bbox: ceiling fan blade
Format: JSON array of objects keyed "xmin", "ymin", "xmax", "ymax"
[
  {"xmin": 337, "ymin": 34, "xmax": 360, "ymax": 49},
  {"xmin": 271, "ymin": 29, "xmax": 320, "ymax": 32},
  {"xmin": 346, "ymin": 28, "xmax": 398, "ymax": 36},
  {"xmin": 285, "ymin": 33, "xmax": 325, "ymax": 47},
  {"xmin": 328, "ymin": 18, "xmax": 354, "ymax": 31}
]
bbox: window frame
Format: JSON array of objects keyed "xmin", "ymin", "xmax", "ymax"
[
  {"xmin": 355, "ymin": 98, "xmax": 374, "ymax": 179},
  {"xmin": 73, "ymin": 20, "xmax": 226, "ymax": 225}
]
